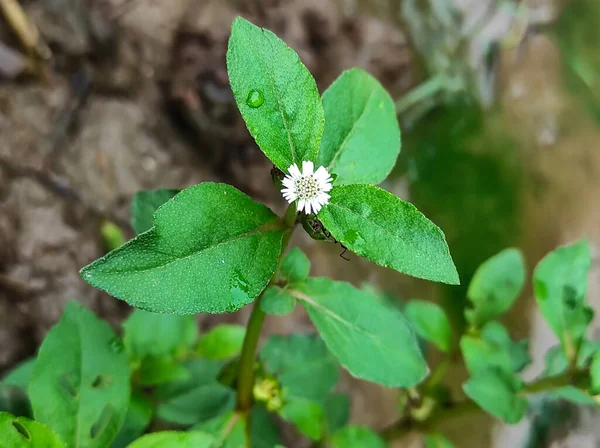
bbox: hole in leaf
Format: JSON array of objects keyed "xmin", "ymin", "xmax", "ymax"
[
  {"xmin": 59, "ymin": 372, "xmax": 78, "ymax": 398},
  {"xmin": 91, "ymin": 375, "xmax": 109, "ymax": 388},
  {"xmin": 90, "ymin": 405, "xmax": 114, "ymax": 439},
  {"xmin": 12, "ymin": 421, "xmax": 31, "ymax": 440}
]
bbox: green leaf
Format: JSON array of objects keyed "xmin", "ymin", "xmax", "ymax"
[
  {"xmin": 425, "ymin": 433, "xmax": 455, "ymax": 448},
  {"xmin": 197, "ymin": 325, "xmax": 246, "ymax": 360},
  {"xmin": 466, "ymin": 248, "xmax": 526, "ymax": 328},
  {"xmin": 227, "ymin": 17, "xmax": 324, "ymax": 171},
  {"xmin": 138, "ymin": 357, "xmax": 190, "ymax": 386},
  {"xmin": 251, "ymin": 406, "xmax": 281, "ymax": 448},
  {"xmin": 125, "ymin": 431, "xmax": 214, "ymax": 448},
  {"xmin": 81, "ymin": 183, "xmax": 285, "ymax": 314},
  {"xmin": 591, "ymin": 351, "xmax": 600, "ymax": 395},
  {"xmin": 292, "ymin": 278, "xmax": 428, "ymax": 387},
  {"xmin": 463, "ymin": 368, "xmax": 527, "ymax": 424},
  {"xmin": 279, "ymin": 398, "xmax": 324, "ymax": 440},
  {"xmin": 404, "ymin": 300, "xmax": 453, "ymax": 352},
  {"xmin": 28, "ymin": 302, "xmax": 130, "ymax": 448},
  {"xmin": 550, "ymin": 386, "xmax": 597, "ymax": 405},
  {"xmin": 330, "ymin": 426, "xmax": 386, "ymax": 448},
  {"xmin": 260, "ymin": 286, "xmax": 296, "ymax": 316},
  {"xmin": 533, "ymin": 239, "xmax": 593, "ymax": 360},
  {"xmin": 2, "ymin": 358, "xmax": 36, "ymax": 389},
  {"xmin": 155, "ymin": 359, "xmax": 235, "ymax": 426},
  {"xmin": 111, "ymin": 392, "xmax": 153, "ymax": 448},
  {"xmin": 461, "ymin": 322, "xmax": 531, "ymax": 376},
  {"xmin": 543, "ymin": 340, "xmax": 600, "ymax": 376},
  {"xmin": 0, "ymin": 412, "xmax": 66, "ymax": 447},
  {"xmin": 317, "ymin": 68, "xmax": 400, "ymax": 185},
  {"xmin": 123, "ymin": 309, "xmax": 198, "ymax": 361},
  {"xmin": 101, "ymin": 221, "xmax": 126, "ymax": 252},
  {"xmin": 324, "ymin": 393, "xmax": 350, "ymax": 435},
  {"xmin": 260, "ymin": 333, "xmax": 338, "ymax": 401},
  {"xmin": 318, "ymin": 185, "xmax": 458, "ymax": 285},
  {"xmin": 280, "ymin": 248, "xmax": 310, "ymax": 284},
  {"xmin": 131, "ymin": 189, "xmax": 179, "ymax": 235},
  {"xmin": 193, "ymin": 412, "xmax": 245, "ymax": 448}
]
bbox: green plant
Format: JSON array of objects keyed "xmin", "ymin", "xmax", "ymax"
[{"xmin": 1, "ymin": 16, "xmax": 599, "ymax": 448}]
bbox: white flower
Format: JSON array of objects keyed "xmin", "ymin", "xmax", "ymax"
[{"xmin": 281, "ymin": 161, "xmax": 333, "ymax": 215}]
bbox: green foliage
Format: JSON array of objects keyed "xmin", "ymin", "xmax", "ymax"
[
  {"xmin": 155, "ymin": 359, "xmax": 235, "ymax": 426},
  {"xmin": 404, "ymin": 300, "xmax": 453, "ymax": 352},
  {"xmin": 28, "ymin": 302, "xmax": 130, "ymax": 448},
  {"xmin": 330, "ymin": 426, "xmax": 386, "ymax": 448},
  {"xmin": 131, "ymin": 189, "xmax": 179, "ymax": 235},
  {"xmin": 466, "ymin": 248, "xmax": 526, "ymax": 328},
  {"xmin": 2, "ymin": 358, "xmax": 36, "ymax": 389},
  {"xmin": 227, "ymin": 17, "xmax": 324, "ymax": 171},
  {"xmin": 318, "ymin": 185, "xmax": 459, "ymax": 284},
  {"xmin": 463, "ymin": 368, "xmax": 527, "ymax": 424},
  {"xmin": 111, "ymin": 392, "xmax": 153, "ymax": 448},
  {"xmin": 197, "ymin": 325, "xmax": 246, "ymax": 360},
  {"xmin": 591, "ymin": 352, "xmax": 600, "ymax": 395},
  {"xmin": 260, "ymin": 286, "xmax": 296, "ymax": 316},
  {"xmin": 292, "ymin": 278, "xmax": 428, "ymax": 387},
  {"xmin": 279, "ymin": 248, "xmax": 310, "ymax": 284},
  {"xmin": 533, "ymin": 239, "xmax": 593, "ymax": 361},
  {"xmin": 324, "ymin": 393, "xmax": 350, "ymax": 435},
  {"xmin": 317, "ymin": 68, "xmax": 400, "ymax": 185},
  {"xmin": 280, "ymin": 398, "xmax": 324, "ymax": 440},
  {"xmin": 125, "ymin": 431, "xmax": 214, "ymax": 448},
  {"xmin": 261, "ymin": 333, "xmax": 338, "ymax": 401},
  {"xmin": 123, "ymin": 310, "xmax": 198, "ymax": 361},
  {"xmin": 101, "ymin": 221, "xmax": 126, "ymax": 252},
  {"xmin": 81, "ymin": 183, "xmax": 285, "ymax": 314},
  {"xmin": 0, "ymin": 412, "xmax": 66, "ymax": 447}
]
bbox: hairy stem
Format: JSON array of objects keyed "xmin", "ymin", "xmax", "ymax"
[
  {"xmin": 382, "ymin": 369, "xmax": 588, "ymax": 442},
  {"xmin": 235, "ymin": 204, "xmax": 297, "ymax": 428}
]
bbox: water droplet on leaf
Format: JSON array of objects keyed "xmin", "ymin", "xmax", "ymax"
[{"xmin": 246, "ymin": 89, "xmax": 264, "ymax": 108}]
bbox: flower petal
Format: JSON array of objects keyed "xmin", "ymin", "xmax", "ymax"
[
  {"xmin": 289, "ymin": 163, "xmax": 301, "ymax": 179},
  {"xmin": 302, "ymin": 160, "xmax": 314, "ymax": 175}
]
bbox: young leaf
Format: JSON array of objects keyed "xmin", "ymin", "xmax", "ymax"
[
  {"xmin": 123, "ymin": 310, "xmax": 198, "ymax": 361},
  {"xmin": 318, "ymin": 185, "xmax": 459, "ymax": 285},
  {"xmin": 125, "ymin": 431, "xmax": 215, "ymax": 448},
  {"xmin": 279, "ymin": 398, "xmax": 324, "ymax": 440},
  {"xmin": 330, "ymin": 426, "xmax": 386, "ymax": 448},
  {"xmin": 2, "ymin": 358, "xmax": 36, "ymax": 389},
  {"xmin": 324, "ymin": 393, "xmax": 350, "ymax": 435},
  {"xmin": 466, "ymin": 248, "xmax": 526, "ymax": 328},
  {"xmin": 138, "ymin": 357, "xmax": 190, "ymax": 386},
  {"xmin": 463, "ymin": 368, "xmax": 527, "ymax": 424},
  {"xmin": 197, "ymin": 325, "xmax": 246, "ymax": 360},
  {"xmin": 155, "ymin": 359, "xmax": 235, "ymax": 426},
  {"xmin": 81, "ymin": 183, "xmax": 286, "ymax": 314},
  {"xmin": 404, "ymin": 300, "xmax": 453, "ymax": 352},
  {"xmin": 156, "ymin": 383, "xmax": 235, "ymax": 426},
  {"xmin": 317, "ymin": 68, "xmax": 400, "ymax": 185},
  {"xmin": 543, "ymin": 341, "xmax": 600, "ymax": 376},
  {"xmin": 227, "ymin": 17, "xmax": 324, "ymax": 171},
  {"xmin": 111, "ymin": 392, "xmax": 153, "ymax": 448},
  {"xmin": 280, "ymin": 248, "xmax": 311, "ymax": 284},
  {"xmin": 28, "ymin": 302, "xmax": 130, "ymax": 448},
  {"xmin": 260, "ymin": 286, "xmax": 296, "ymax": 316},
  {"xmin": 291, "ymin": 278, "xmax": 428, "ymax": 387},
  {"xmin": 131, "ymin": 189, "xmax": 179, "ymax": 235},
  {"xmin": 0, "ymin": 412, "xmax": 66, "ymax": 447},
  {"xmin": 425, "ymin": 433, "xmax": 455, "ymax": 448},
  {"xmin": 260, "ymin": 333, "xmax": 338, "ymax": 401},
  {"xmin": 461, "ymin": 322, "xmax": 531, "ymax": 376},
  {"xmin": 533, "ymin": 240, "xmax": 593, "ymax": 360}
]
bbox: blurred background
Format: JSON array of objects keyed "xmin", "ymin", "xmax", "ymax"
[{"xmin": 0, "ymin": 0, "xmax": 599, "ymax": 446}]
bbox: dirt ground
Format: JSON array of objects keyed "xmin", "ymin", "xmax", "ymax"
[{"xmin": 2, "ymin": 0, "xmax": 600, "ymax": 446}]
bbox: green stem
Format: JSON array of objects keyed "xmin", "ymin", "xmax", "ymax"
[
  {"xmin": 235, "ymin": 204, "xmax": 297, "ymax": 412},
  {"xmin": 382, "ymin": 369, "xmax": 588, "ymax": 442}
]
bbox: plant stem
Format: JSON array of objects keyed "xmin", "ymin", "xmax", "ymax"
[
  {"xmin": 235, "ymin": 204, "xmax": 297, "ymax": 413},
  {"xmin": 382, "ymin": 369, "xmax": 588, "ymax": 442}
]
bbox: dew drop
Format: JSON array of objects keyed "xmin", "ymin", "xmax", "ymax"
[{"xmin": 246, "ymin": 89, "xmax": 264, "ymax": 108}]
